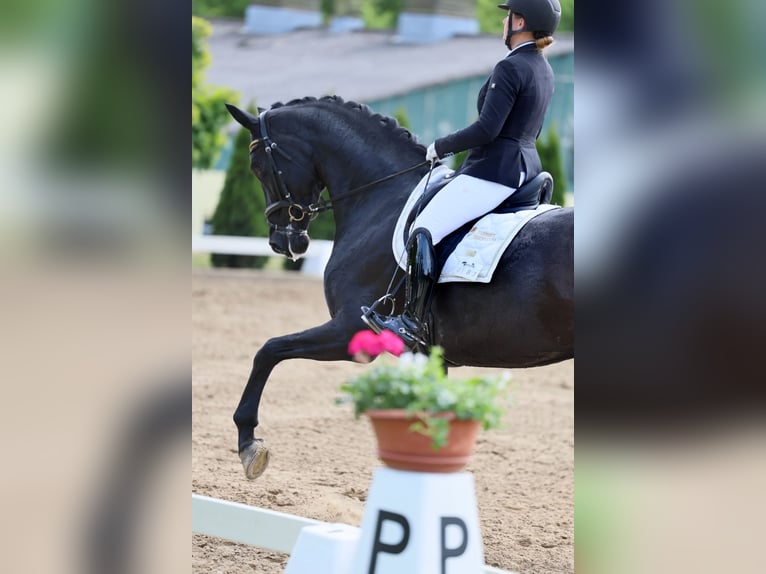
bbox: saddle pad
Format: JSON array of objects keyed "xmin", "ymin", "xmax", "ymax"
[
  {"xmin": 392, "ymin": 169, "xmax": 560, "ymax": 283},
  {"xmin": 437, "ymin": 205, "xmax": 558, "ymax": 283}
]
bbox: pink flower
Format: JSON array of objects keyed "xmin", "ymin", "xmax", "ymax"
[
  {"xmin": 378, "ymin": 330, "xmax": 405, "ymax": 357},
  {"xmin": 347, "ymin": 330, "xmax": 404, "ymax": 363},
  {"xmin": 348, "ymin": 330, "xmax": 384, "ymax": 361}
]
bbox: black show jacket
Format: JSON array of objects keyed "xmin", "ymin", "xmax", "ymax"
[{"xmin": 434, "ymin": 43, "xmax": 554, "ymax": 188}]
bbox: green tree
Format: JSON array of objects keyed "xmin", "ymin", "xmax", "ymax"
[
  {"xmin": 476, "ymin": 0, "xmax": 504, "ymax": 34},
  {"xmin": 536, "ymin": 124, "xmax": 567, "ymax": 206},
  {"xmin": 193, "ymin": 16, "xmax": 238, "ymax": 169},
  {"xmin": 210, "ymin": 104, "xmax": 270, "ymax": 268},
  {"xmin": 321, "ymin": 0, "xmax": 336, "ymax": 24},
  {"xmin": 362, "ymin": 0, "xmax": 403, "ymax": 29},
  {"xmin": 192, "ymin": 0, "xmax": 251, "ymax": 18},
  {"xmin": 559, "ymin": 0, "xmax": 574, "ymax": 32}
]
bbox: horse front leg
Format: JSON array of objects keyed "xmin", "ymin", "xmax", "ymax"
[{"xmin": 234, "ymin": 319, "xmax": 353, "ymax": 479}]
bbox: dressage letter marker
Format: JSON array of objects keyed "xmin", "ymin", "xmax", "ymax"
[
  {"xmin": 369, "ymin": 510, "xmax": 411, "ymax": 573},
  {"xmin": 441, "ymin": 516, "xmax": 469, "ymax": 572},
  {"xmin": 352, "ymin": 468, "xmax": 484, "ymax": 573}
]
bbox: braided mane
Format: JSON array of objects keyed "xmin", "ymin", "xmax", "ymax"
[{"xmin": 270, "ymin": 95, "xmax": 426, "ymax": 154}]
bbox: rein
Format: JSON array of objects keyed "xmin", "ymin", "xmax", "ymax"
[
  {"xmin": 307, "ymin": 160, "xmax": 429, "ymax": 215},
  {"xmin": 252, "ymin": 110, "xmax": 429, "ymax": 224}
]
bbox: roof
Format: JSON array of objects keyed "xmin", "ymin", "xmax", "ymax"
[{"xmin": 205, "ymin": 19, "xmax": 574, "ymax": 108}]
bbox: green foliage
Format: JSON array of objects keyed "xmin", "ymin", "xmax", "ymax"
[
  {"xmin": 476, "ymin": 0, "xmax": 574, "ymax": 34},
  {"xmin": 536, "ymin": 124, "xmax": 567, "ymax": 206},
  {"xmin": 392, "ymin": 106, "xmax": 411, "ymax": 129},
  {"xmin": 192, "ymin": 0, "xmax": 251, "ymax": 18},
  {"xmin": 338, "ymin": 347, "xmax": 509, "ymax": 448},
  {"xmin": 559, "ymin": 0, "xmax": 574, "ymax": 32},
  {"xmin": 361, "ymin": 0, "xmax": 402, "ymax": 29},
  {"xmin": 476, "ymin": 0, "xmax": 504, "ymax": 35},
  {"xmin": 320, "ymin": 0, "xmax": 336, "ymax": 23},
  {"xmin": 193, "ymin": 16, "xmax": 238, "ymax": 169},
  {"xmin": 210, "ymin": 104, "xmax": 270, "ymax": 269},
  {"xmin": 448, "ymin": 149, "xmax": 469, "ymax": 171}
]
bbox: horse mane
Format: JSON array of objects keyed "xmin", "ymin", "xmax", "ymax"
[{"xmin": 270, "ymin": 95, "xmax": 426, "ymax": 154}]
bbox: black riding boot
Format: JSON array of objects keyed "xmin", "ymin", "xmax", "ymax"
[{"xmin": 361, "ymin": 228, "xmax": 437, "ymax": 350}]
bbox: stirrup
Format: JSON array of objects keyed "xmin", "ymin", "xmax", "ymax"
[
  {"xmin": 362, "ymin": 309, "xmax": 429, "ymax": 351},
  {"xmin": 360, "ymin": 294, "xmax": 395, "ymax": 334},
  {"xmin": 360, "ymin": 306, "xmax": 383, "ymax": 334}
]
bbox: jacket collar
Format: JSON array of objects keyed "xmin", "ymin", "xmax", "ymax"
[{"xmin": 508, "ymin": 41, "xmax": 537, "ymax": 55}]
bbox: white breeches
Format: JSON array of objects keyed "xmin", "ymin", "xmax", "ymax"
[{"xmin": 411, "ymin": 173, "xmax": 523, "ymax": 245}]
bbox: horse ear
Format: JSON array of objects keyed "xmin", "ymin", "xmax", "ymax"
[
  {"xmin": 258, "ymin": 107, "xmax": 266, "ymax": 114},
  {"xmin": 225, "ymin": 103, "xmax": 259, "ymax": 129}
]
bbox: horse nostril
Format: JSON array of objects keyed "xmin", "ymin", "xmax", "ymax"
[{"xmin": 288, "ymin": 233, "xmax": 310, "ymax": 256}]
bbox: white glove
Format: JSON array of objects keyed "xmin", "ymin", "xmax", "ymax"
[{"xmin": 425, "ymin": 142, "xmax": 439, "ymax": 162}]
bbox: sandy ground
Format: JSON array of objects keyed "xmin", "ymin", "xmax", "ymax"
[{"xmin": 192, "ymin": 268, "xmax": 573, "ymax": 573}]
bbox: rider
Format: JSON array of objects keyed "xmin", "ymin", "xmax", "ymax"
[{"xmin": 362, "ymin": 0, "xmax": 561, "ymax": 349}]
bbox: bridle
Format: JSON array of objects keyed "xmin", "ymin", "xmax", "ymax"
[
  {"xmin": 251, "ymin": 110, "xmax": 429, "ymax": 233},
  {"xmin": 252, "ymin": 110, "xmax": 308, "ymax": 234}
]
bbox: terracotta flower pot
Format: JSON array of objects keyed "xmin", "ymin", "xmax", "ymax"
[{"xmin": 364, "ymin": 409, "xmax": 481, "ymax": 473}]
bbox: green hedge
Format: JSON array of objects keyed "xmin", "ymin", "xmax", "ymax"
[
  {"xmin": 536, "ymin": 124, "xmax": 567, "ymax": 206},
  {"xmin": 192, "ymin": 0, "xmax": 251, "ymax": 19}
]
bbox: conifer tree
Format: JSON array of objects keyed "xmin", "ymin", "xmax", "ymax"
[
  {"xmin": 211, "ymin": 104, "xmax": 270, "ymax": 268},
  {"xmin": 536, "ymin": 124, "xmax": 568, "ymax": 206}
]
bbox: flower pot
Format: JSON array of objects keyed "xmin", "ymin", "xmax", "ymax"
[{"xmin": 364, "ymin": 409, "xmax": 481, "ymax": 473}]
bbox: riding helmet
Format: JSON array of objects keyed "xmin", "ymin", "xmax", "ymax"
[{"xmin": 497, "ymin": 0, "xmax": 561, "ymax": 36}]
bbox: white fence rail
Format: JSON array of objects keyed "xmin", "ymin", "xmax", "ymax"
[
  {"xmin": 192, "ymin": 494, "xmax": 515, "ymax": 573},
  {"xmin": 191, "ymin": 235, "xmax": 333, "ymax": 277},
  {"xmin": 193, "ymin": 494, "xmax": 319, "ymax": 553}
]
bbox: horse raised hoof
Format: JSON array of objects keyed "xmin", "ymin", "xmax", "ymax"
[{"xmin": 239, "ymin": 439, "xmax": 271, "ymax": 480}]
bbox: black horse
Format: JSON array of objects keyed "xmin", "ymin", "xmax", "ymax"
[{"xmin": 225, "ymin": 96, "xmax": 573, "ymax": 479}]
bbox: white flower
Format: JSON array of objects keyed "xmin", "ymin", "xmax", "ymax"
[{"xmin": 397, "ymin": 351, "xmax": 428, "ymax": 368}]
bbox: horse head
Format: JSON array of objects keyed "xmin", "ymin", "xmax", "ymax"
[
  {"xmin": 227, "ymin": 96, "xmax": 428, "ymax": 260},
  {"xmin": 225, "ymin": 103, "xmax": 325, "ymax": 259}
]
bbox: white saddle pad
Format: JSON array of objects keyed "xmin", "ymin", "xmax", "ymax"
[{"xmin": 392, "ymin": 169, "xmax": 560, "ymax": 284}]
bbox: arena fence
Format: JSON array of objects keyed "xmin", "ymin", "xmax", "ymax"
[
  {"xmin": 192, "ymin": 494, "xmax": 515, "ymax": 573},
  {"xmin": 191, "ymin": 236, "xmax": 333, "ymax": 277}
]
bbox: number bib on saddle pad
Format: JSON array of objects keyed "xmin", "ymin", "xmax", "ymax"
[{"xmin": 392, "ymin": 168, "xmax": 560, "ymax": 284}]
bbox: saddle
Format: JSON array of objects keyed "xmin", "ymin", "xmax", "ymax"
[{"xmin": 403, "ymin": 171, "xmax": 554, "ymax": 270}]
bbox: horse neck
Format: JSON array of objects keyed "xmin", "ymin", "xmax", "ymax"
[{"xmin": 311, "ymin": 120, "xmax": 424, "ymax": 238}]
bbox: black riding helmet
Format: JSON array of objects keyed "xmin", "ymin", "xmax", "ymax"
[{"xmin": 498, "ymin": 0, "xmax": 561, "ymax": 36}]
